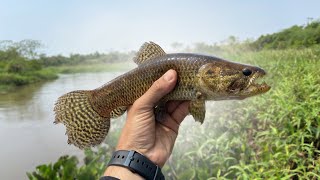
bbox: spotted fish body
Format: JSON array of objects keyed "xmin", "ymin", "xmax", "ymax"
[{"xmin": 54, "ymin": 42, "xmax": 270, "ymax": 149}]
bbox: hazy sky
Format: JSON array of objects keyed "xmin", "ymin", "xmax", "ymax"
[{"xmin": 1, "ymin": 0, "xmax": 319, "ymax": 55}]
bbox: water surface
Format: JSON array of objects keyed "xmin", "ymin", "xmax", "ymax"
[{"xmin": 0, "ymin": 72, "xmax": 123, "ymax": 180}]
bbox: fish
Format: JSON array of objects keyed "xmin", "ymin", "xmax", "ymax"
[{"xmin": 54, "ymin": 42, "xmax": 271, "ymax": 149}]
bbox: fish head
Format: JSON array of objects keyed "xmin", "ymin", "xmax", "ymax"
[{"xmin": 198, "ymin": 61, "xmax": 271, "ymax": 100}]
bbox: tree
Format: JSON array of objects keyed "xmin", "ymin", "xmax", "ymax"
[{"xmin": 0, "ymin": 40, "xmax": 43, "ymax": 59}]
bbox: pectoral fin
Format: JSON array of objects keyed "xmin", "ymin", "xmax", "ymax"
[
  {"xmin": 110, "ymin": 106, "xmax": 127, "ymax": 118},
  {"xmin": 189, "ymin": 100, "xmax": 206, "ymax": 124}
]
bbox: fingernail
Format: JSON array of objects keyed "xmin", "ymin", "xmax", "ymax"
[{"xmin": 164, "ymin": 70, "xmax": 174, "ymax": 82}]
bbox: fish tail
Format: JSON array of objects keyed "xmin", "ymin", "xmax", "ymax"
[{"xmin": 54, "ymin": 90, "xmax": 110, "ymax": 149}]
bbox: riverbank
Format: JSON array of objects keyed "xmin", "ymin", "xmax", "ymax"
[
  {"xmin": 0, "ymin": 62, "xmax": 135, "ymax": 94},
  {"xmin": 0, "ymin": 68, "xmax": 58, "ymax": 94}
]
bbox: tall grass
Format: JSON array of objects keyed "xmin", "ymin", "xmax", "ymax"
[
  {"xmin": 164, "ymin": 47, "xmax": 320, "ymax": 179},
  {"xmin": 28, "ymin": 47, "xmax": 320, "ymax": 179}
]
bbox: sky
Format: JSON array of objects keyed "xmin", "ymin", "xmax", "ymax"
[{"xmin": 1, "ymin": 0, "xmax": 320, "ymax": 55}]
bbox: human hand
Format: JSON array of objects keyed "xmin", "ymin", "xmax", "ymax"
[{"xmin": 116, "ymin": 69, "xmax": 190, "ymax": 167}]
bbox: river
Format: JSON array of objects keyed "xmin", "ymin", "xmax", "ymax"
[{"xmin": 0, "ymin": 72, "xmax": 124, "ymax": 180}]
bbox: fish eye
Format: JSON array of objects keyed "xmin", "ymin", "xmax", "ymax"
[
  {"xmin": 242, "ymin": 68, "xmax": 252, "ymax": 76},
  {"xmin": 206, "ymin": 69, "xmax": 214, "ymax": 75}
]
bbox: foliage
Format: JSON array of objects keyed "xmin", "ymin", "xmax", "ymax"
[
  {"xmin": 39, "ymin": 51, "xmax": 134, "ymax": 67},
  {"xmin": 163, "ymin": 47, "xmax": 320, "ymax": 179},
  {"xmin": 0, "ymin": 45, "xmax": 58, "ymax": 93},
  {"xmin": 0, "ymin": 39, "xmax": 43, "ymax": 59},
  {"xmin": 27, "ymin": 147, "xmax": 111, "ymax": 180},
  {"xmin": 6, "ymin": 59, "xmax": 42, "ymax": 73},
  {"xmin": 53, "ymin": 62, "xmax": 135, "ymax": 74},
  {"xmin": 0, "ymin": 40, "xmax": 134, "ymax": 93},
  {"xmin": 252, "ymin": 19, "xmax": 320, "ymax": 50}
]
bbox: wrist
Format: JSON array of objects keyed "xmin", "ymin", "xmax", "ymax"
[
  {"xmin": 116, "ymin": 147, "xmax": 164, "ymax": 168},
  {"xmin": 106, "ymin": 150, "xmax": 165, "ymax": 180},
  {"xmin": 104, "ymin": 166, "xmax": 143, "ymax": 180}
]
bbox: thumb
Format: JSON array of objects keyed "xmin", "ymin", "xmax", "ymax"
[{"xmin": 135, "ymin": 69, "xmax": 177, "ymax": 108}]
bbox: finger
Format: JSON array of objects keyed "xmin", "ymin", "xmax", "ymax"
[
  {"xmin": 159, "ymin": 114, "xmax": 180, "ymax": 134},
  {"xmin": 135, "ymin": 70, "xmax": 177, "ymax": 108},
  {"xmin": 170, "ymin": 101, "xmax": 190, "ymax": 125},
  {"xmin": 159, "ymin": 101, "xmax": 190, "ymax": 134},
  {"xmin": 167, "ymin": 100, "xmax": 188, "ymax": 114}
]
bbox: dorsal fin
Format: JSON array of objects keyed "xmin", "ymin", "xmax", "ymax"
[{"xmin": 133, "ymin": 42, "xmax": 166, "ymax": 65}]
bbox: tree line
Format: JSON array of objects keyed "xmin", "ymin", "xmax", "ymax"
[
  {"xmin": 0, "ymin": 40, "xmax": 134, "ymax": 68},
  {"xmin": 1, "ymin": 18, "xmax": 319, "ymax": 90},
  {"xmin": 1, "ymin": 18, "xmax": 320, "ymax": 68},
  {"xmin": 251, "ymin": 19, "xmax": 320, "ymax": 50}
]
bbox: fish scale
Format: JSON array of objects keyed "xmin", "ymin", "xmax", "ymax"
[{"xmin": 54, "ymin": 42, "xmax": 270, "ymax": 149}]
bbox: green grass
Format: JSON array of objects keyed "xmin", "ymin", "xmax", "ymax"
[
  {"xmin": 0, "ymin": 68, "xmax": 58, "ymax": 94},
  {"xmin": 28, "ymin": 48, "xmax": 320, "ymax": 179},
  {"xmin": 163, "ymin": 47, "xmax": 320, "ymax": 179}
]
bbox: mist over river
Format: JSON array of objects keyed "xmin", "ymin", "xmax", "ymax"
[{"xmin": 0, "ymin": 72, "xmax": 123, "ymax": 180}]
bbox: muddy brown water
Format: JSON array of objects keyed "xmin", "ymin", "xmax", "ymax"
[{"xmin": 0, "ymin": 72, "xmax": 123, "ymax": 180}]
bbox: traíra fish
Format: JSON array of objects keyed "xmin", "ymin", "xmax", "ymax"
[{"xmin": 54, "ymin": 42, "xmax": 271, "ymax": 149}]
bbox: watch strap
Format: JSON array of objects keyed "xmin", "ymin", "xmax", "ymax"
[{"xmin": 108, "ymin": 150, "xmax": 165, "ymax": 180}]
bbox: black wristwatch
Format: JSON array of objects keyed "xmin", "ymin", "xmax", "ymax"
[{"xmin": 107, "ymin": 150, "xmax": 165, "ymax": 180}]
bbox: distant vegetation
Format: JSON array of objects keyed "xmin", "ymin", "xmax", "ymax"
[
  {"xmin": 181, "ymin": 19, "xmax": 320, "ymax": 53},
  {"xmin": 27, "ymin": 19, "xmax": 320, "ymax": 179},
  {"xmin": 0, "ymin": 40, "xmax": 134, "ymax": 93},
  {"xmin": 1, "ymin": 19, "xmax": 320, "ymax": 93},
  {"xmin": 252, "ymin": 19, "xmax": 320, "ymax": 50},
  {"xmin": 39, "ymin": 51, "xmax": 134, "ymax": 67},
  {"xmin": 0, "ymin": 40, "xmax": 57, "ymax": 92}
]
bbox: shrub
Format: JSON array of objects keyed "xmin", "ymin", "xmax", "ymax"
[
  {"xmin": 0, "ymin": 73, "xmax": 29, "ymax": 86},
  {"xmin": 27, "ymin": 147, "xmax": 111, "ymax": 180}
]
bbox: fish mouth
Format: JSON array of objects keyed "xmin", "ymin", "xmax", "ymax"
[{"xmin": 246, "ymin": 72, "xmax": 271, "ymax": 93}]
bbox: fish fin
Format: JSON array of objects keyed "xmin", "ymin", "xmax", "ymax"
[
  {"xmin": 154, "ymin": 102, "xmax": 167, "ymax": 122},
  {"xmin": 110, "ymin": 106, "xmax": 127, "ymax": 118},
  {"xmin": 54, "ymin": 90, "xmax": 110, "ymax": 149},
  {"xmin": 134, "ymin": 41, "xmax": 166, "ymax": 65},
  {"xmin": 189, "ymin": 100, "xmax": 206, "ymax": 124}
]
